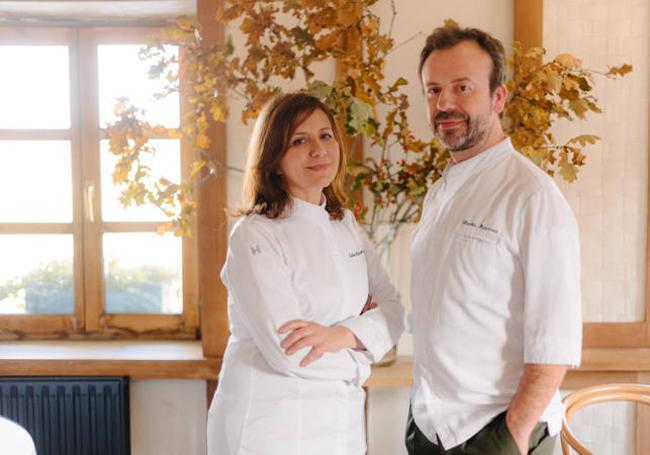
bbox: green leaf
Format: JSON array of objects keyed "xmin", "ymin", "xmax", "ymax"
[
  {"xmin": 222, "ymin": 36, "xmax": 234, "ymax": 58},
  {"xmin": 348, "ymin": 97, "xmax": 372, "ymax": 133},
  {"xmin": 307, "ymin": 80, "xmax": 334, "ymax": 100}
]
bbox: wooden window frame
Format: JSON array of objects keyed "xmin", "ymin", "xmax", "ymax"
[
  {"xmin": 0, "ymin": 25, "xmax": 199, "ymax": 340},
  {"xmin": 515, "ymin": 0, "xmax": 650, "ymax": 348}
]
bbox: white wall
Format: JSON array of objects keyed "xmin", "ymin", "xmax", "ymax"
[{"xmin": 130, "ymin": 380, "xmax": 206, "ymax": 455}]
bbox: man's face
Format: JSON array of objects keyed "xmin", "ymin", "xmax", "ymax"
[{"xmin": 421, "ymin": 40, "xmax": 506, "ymax": 153}]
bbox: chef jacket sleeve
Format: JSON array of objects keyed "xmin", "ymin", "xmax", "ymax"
[
  {"xmin": 221, "ymin": 216, "xmax": 368, "ymax": 386},
  {"xmin": 519, "ymin": 184, "xmax": 582, "ymax": 367},
  {"xmin": 337, "ymin": 219, "xmax": 405, "ymax": 363}
]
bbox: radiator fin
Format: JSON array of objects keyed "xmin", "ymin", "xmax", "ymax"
[{"xmin": 0, "ymin": 377, "xmax": 130, "ymax": 455}]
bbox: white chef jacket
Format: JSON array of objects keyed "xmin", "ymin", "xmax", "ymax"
[
  {"xmin": 410, "ymin": 138, "xmax": 582, "ymax": 449},
  {"xmin": 0, "ymin": 417, "xmax": 36, "ymax": 455},
  {"xmin": 207, "ymin": 197, "xmax": 404, "ymax": 455}
]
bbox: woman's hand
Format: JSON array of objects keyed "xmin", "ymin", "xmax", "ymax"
[{"xmin": 278, "ymin": 320, "xmax": 359, "ymax": 367}]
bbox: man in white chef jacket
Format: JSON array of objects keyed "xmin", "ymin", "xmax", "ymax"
[{"xmin": 407, "ymin": 25, "xmax": 582, "ymax": 454}]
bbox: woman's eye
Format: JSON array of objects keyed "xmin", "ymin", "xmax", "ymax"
[
  {"xmin": 321, "ymin": 132, "xmax": 333, "ymax": 140},
  {"xmin": 291, "ymin": 137, "xmax": 305, "ymax": 146}
]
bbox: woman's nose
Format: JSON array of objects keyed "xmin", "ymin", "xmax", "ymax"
[{"xmin": 309, "ymin": 140, "xmax": 326, "ymax": 156}]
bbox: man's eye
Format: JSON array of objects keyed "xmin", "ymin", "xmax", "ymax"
[
  {"xmin": 459, "ymin": 84, "xmax": 472, "ymax": 94},
  {"xmin": 428, "ymin": 87, "xmax": 441, "ymax": 95}
]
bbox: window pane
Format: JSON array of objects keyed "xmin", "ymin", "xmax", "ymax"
[
  {"xmin": 103, "ymin": 233, "xmax": 182, "ymax": 314},
  {"xmin": 0, "ymin": 141, "xmax": 72, "ymax": 222},
  {"xmin": 0, "ymin": 46, "xmax": 70, "ymax": 129},
  {"xmin": 100, "ymin": 139, "xmax": 181, "ymax": 222},
  {"xmin": 98, "ymin": 44, "xmax": 179, "ymax": 128},
  {"xmin": 0, "ymin": 235, "xmax": 74, "ymax": 315}
]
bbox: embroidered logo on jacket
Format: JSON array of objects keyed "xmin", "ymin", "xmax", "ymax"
[
  {"xmin": 250, "ymin": 244, "xmax": 262, "ymax": 255},
  {"xmin": 462, "ymin": 219, "xmax": 499, "ymax": 234},
  {"xmin": 348, "ymin": 249, "xmax": 364, "ymax": 258}
]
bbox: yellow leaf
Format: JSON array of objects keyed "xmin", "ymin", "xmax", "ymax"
[
  {"xmin": 443, "ymin": 18, "xmax": 459, "ymax": 29},
  {"xmin": 559, "ymin": 159, "xmax": 577, "ymax": 182},
  {"xmin": 569, "ymin": 134, "xmax": 600, "ymax": 146},
  {"xmin": 562, "ymin": 78, "xmax": 579, "ymax": 91},
  {"xmin": 157, "ymin": 222, "xmax": 174, "ymax": 236},
  {"xmin": 607, "ymin": 63, "xmax": 633, "ymax": 77},
  {"xmin": 191, "ymin": 159, "xmax": 206, "ymax": 177},
  {"xmin": 555, "ymin": 54, "xmax": 582, "ymax": 70},
  {"xmin": 167, "ymin": 129, "xmax": 183, "ymax": 139},
  {"xmin": 210, "ymin": 103, "xmax": 226, "ymax": 122},
  {"xmin": 196, "ymin": 134, "xmax": 210, "ymax": 149},
  {"xmin": 545, "ymin": 70, "xmax": 562, "ymax": 93}
]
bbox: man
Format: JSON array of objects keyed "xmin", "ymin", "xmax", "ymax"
[{"xmin": 407, "ymin": 26, "xmax": 582, "ymax": 454}]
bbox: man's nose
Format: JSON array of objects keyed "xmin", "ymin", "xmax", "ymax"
[{"xmin": 436, "ymin": 88, "xmax": 456, "ymax": 112}]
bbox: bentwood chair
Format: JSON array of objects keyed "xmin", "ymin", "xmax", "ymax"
[{"xmin": 560, "ymin": 383, "xmax": 650, "ymax": 454}]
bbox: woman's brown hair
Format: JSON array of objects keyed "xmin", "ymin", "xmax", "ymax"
[{"xmin": 236, "ymin": 92, "xmax": 348, "ymax": 220}]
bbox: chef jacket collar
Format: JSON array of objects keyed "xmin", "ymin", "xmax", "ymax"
[
  {"xmin": 290, "ymin": 194, "xmax": 330, "ymax": 222},
  {"xmin": 441, "ymin": 137, "xmax": 513, "ymax": 196}
]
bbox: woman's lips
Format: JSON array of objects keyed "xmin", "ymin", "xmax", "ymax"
[{"xmin": 306, "ymin": 163, "xmax": 331, "ymax": 171}]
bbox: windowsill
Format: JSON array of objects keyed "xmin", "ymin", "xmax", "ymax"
[
  {"xmin": 1, "ymin": 345, "xmax": 648, "ymax": 384},
  {"xmin": 364, "ymin": 348, "xmax": 650, "ymax": 387},
  {"xmin": 0, "ymin": 340, "xmax": 220, "ymax": 380}
]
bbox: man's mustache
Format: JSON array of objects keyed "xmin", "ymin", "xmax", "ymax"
[{"xmin": 434, "ymin": 111, "xmax": 467, "ymax": 122}]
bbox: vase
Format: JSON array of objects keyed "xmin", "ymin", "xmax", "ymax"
[{"xmin": 372, "ymin": 223, "xmax": 399, "ymax": 367}]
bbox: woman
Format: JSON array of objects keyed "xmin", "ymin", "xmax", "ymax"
[{"xmin": 207, "ymin": 93, "xmax": 404, "ymax": 455}]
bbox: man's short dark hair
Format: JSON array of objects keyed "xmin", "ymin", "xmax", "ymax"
[{"xmin": 418, "ymin": 26, "xmax": 506, "ymax": 93}]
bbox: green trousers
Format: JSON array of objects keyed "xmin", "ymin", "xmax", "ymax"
[{"xmin": 405, "ymin": 409, "xmax": 557, "ymax": 455}]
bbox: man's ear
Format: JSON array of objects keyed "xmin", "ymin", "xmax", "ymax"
[{"xmin": 492, "ymin": 84, "xmax": 508, "ymax": 114}]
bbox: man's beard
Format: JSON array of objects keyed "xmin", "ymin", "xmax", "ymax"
[{"xmin": 433, "ymin": 107, "xmax": 492, "ymax": 152}]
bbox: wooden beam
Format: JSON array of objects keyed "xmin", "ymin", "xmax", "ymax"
[
  {"xmin": 334, "ymin": 3, "xmax": 364, "ymax": 204},
  {"xmin": 197, "ymin": 0, "xmax": 229, "ymax": 359},
  {"xmin": 514, "ymin": 0, "xmax": 543, "ymax": 48}
]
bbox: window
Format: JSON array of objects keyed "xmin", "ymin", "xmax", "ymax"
[{"xmin": 0, "ymin": 27, "xmax": 199, "ymax": 339}]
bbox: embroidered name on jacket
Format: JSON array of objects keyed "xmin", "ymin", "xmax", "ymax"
[
  {"xmin": 462, "ymin": 219, "xmax": 499, "ymax": 234},
  {"xmin": 348, "ymin": 249, "xmax": 364, "ymax": 258}
]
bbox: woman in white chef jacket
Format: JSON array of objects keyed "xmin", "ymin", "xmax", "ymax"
[{"xmin": 207, "ymin": 92, "xmax": 404, "ymax": 455}]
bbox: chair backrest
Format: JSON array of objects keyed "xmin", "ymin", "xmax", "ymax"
[{"xmin": 561, "ymin": 383, "xmax": 650, "ymax": 455}]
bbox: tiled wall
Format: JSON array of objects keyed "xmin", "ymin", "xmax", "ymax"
[
  {"xmin": 545, "ymin": 1, "xmax": 649, "ymax": 454},
  {"xmin": 544, "ymin": 0, "xmax": 649, "ymax": 322}
]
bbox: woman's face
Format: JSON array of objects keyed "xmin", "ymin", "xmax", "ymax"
[{"xmin": 278, "ymin": 108, "xmax": 340, "ymax": 204}]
